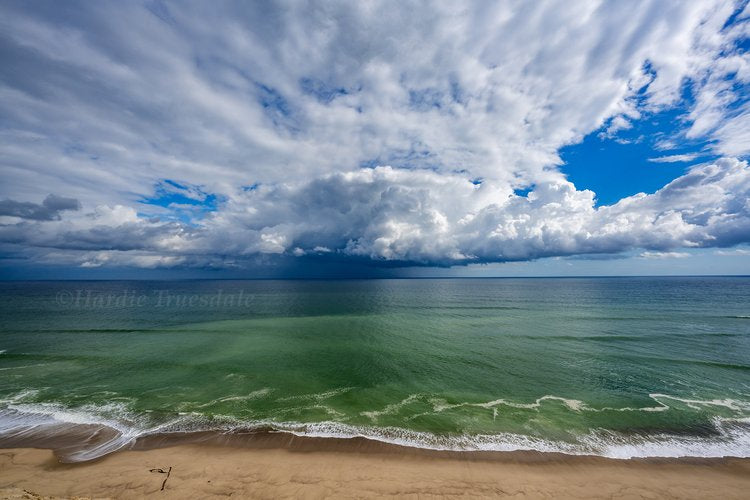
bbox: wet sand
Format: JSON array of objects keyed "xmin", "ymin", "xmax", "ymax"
[{"xmin": 1, "ymin": 435, "xmax": 750, "ymax": 499}]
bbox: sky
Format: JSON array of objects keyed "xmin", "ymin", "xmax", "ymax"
[{"xmin": 1, "ymin": 0, "xmax": 750, "ymax": 279}]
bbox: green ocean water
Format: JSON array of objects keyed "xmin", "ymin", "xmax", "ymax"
[{"xmin": 1, "ymin": 278, "xmax": 749, "ymax": 460}]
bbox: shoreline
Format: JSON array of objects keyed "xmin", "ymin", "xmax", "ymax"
[
  {"xmin": 2, "ymin": 437, "xmax": 750, "ymax": 499},
  {"xmin": 3, "ymin": 403, "xmax": 749, "ymax": 462},
  {"xmin": 3, "ymin": 417, "xmax": 750, "ymax": 463}
]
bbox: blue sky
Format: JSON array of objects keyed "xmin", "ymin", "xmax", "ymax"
[
  {"xmin": 561, "ymin": 108, "xmax": 718, "ymax": 206},
  {"xmin": 1, "ymin": 1, "xmax": 749, "ymax": 278}
]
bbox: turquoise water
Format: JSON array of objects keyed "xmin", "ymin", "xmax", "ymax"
[{"xmin": 1, "ymin": 278, "xmax": 749, "ymax": 460}]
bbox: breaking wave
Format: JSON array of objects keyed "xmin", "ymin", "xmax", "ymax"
[{"xmin": 1, "ymin": 390, "xmax": 749, "ymax": 462}]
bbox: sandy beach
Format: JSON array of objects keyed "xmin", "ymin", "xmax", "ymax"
[{"xmin": 1, "ymin": 437, "xmax": 750, "ymax": 499}]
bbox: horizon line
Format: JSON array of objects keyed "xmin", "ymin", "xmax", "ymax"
[{"xmin": 1, "ymin": 274, "xmax": 749, "ymax": 282}]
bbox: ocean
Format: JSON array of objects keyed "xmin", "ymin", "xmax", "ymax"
[{"xmin": 0, "ymin": 277, "xmax": 748, "ymax": 461}]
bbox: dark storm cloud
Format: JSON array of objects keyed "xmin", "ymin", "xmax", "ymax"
[{"xmin": 0, "ymin": 194, "xmax": 80, "ymax": 221}]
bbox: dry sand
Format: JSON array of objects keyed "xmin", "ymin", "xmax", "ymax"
[{"xmin": 1, "ymin": 441, "xmax": 749, "ymax": 499}]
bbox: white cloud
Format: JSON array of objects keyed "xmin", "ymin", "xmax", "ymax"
[
  {"xmin": 684, "ymin": 13, "xmax": 750, "ymax": 157},
  {"xmin": 714, "ymin": 248, "xmax": 750, "ymax": 256},
  {"xmin": 638, "ymin": 251, "xmax": 691, "ymax": 259},
  {"xmin": 2, "ymin": 158, "xmax": 748, "ymax": 268},
  {"xmin": 0, "ymin": 1, "xmax": 749, "ymax": 270},
  {"xmin": 80, "ymin": 252, "xmax": 187, "ymax": 269},
  {"xmin": 648, "ymin": 153, "xmax": 701, "ymax": 163},
  {"xmin": 599, "ymin": 115, "xmax": 633, "ymax": 139}
]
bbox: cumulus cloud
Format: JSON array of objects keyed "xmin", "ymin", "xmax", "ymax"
[
  {"xmin": 230, "ymin": 158, "xmax": 748, "ymax": 264},
  {"xmin": 2, "ymin": 158, "xmax": 748, "ymax": 268},
  {"xmin": 0, "ymin": 1, "xmax": 749, "ymax": 270}
]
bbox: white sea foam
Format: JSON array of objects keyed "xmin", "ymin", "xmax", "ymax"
[
  {"xmin": 649, "ymin": 393, "xmax": 750, "ymax": 412},
  {"xmin": 195, "ymin": 388, "xmax": 274, "ymax": 408},
  {"xmin": 0, "ymin": 363, "xmax": 49, "ymax": 371},
  {"xmin": 273, "ymin": 418, "xmax": 750, "ymax": 459},
  {"xmin": 365, "ymin": 393, "xmax": 692, "ymax": 423},
  {"xmin": 2, "ymin": 389, "xmax": 40, "ymax": 402},
  {"xmin": 276, "ymin": 387, "xmax": 354, "ymax": 402},
  {"xmin": 361, "ymin": 394, "xmax": 423, "ymax": 421},
  {"xmin": 1, "ymin": 391, "xmax": 750, "ymax": 462},
  {"xmin": 273, "ymin": 404, "xmax": 346, "ymax": 419},
  {"xmin": 472, "ymin": 395, "xmax": 586, "ymax": 411},
  {"xmin": 219, "ymin": 388, "xmax": 273, "ymax": 402},
  {"xmin": 0, "ymin": 401, "xmax": 140, "ymax": 461}
]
